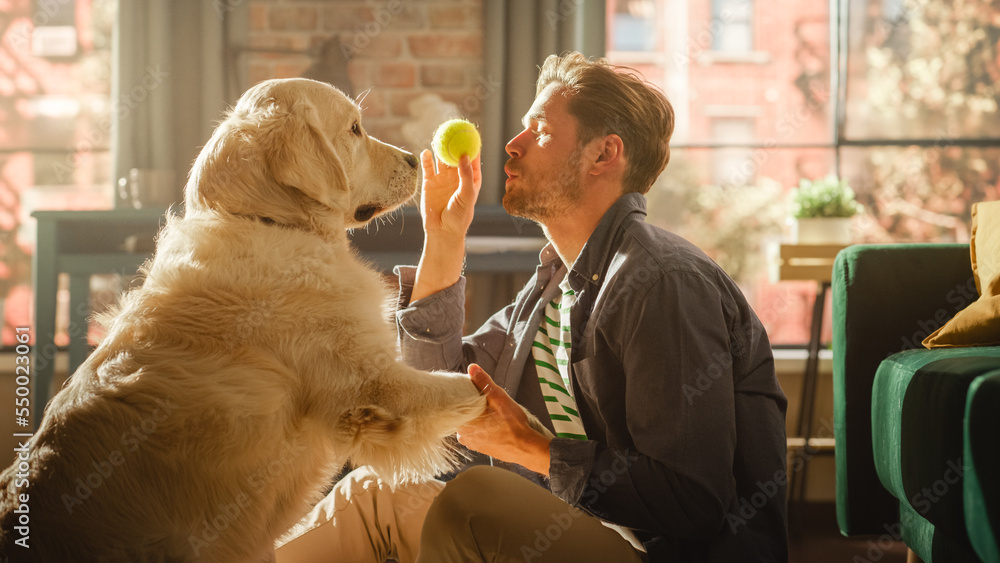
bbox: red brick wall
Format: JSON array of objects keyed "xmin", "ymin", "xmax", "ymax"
[{"xmin": 246, "ymin": 0, "xmax": 484, "ymax": 150}]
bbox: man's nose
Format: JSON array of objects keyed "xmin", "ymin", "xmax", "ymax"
[{"xmin": 505, "ymin": 129, "xmax": 530, "ymax": 158}]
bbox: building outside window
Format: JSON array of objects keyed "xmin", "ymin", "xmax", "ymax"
[
  {"xmin": 0, "ymin": 0, "xmax": 116, "ymax": 346},
  {"xmin": 606, "ymin": 0, "xmax": 999, "ymax": 345},
  {"xmin": 712, "ymin": 0, "xmax": 753, "ymax": 52},
  {"xmin": 610, "ymin": 0, "xmax": 660, "ymax": 52},
  {"xmin": 711, "ymin": 116, "xmax": 757, "ymax": 186}
]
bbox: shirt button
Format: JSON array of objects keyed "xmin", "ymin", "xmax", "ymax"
[{"xmin": 591, "ymin": 274, "xmax": 599, "ymax": 281}]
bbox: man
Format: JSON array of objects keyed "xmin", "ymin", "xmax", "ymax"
[{"xmin": 277, "ymin": 52, "xmax": 788, "ymax": 563}]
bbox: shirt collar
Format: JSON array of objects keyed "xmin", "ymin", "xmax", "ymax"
[
  {"xmin": 534, "ymin": 193, "xmax": 648, "ymax": 292},
  {"xmin": 534, "ymin": 239, "xmax": 565, "ymax": 292},
  {"xmin": 567, "ymin": 193, "xmax": 647, "ymax": 292}
]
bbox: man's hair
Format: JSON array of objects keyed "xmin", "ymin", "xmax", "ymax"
[{"xmin": 536, "ymin": 52, "xmax": 675, "ymax": 195}]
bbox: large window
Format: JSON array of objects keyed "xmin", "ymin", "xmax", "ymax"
[
  {"xmin": 840, "ymin": 0, "xmax": 1000, "ymax": 243},
  {"xmin": 0, "ymin": 0, "xmax": 117, "ymax": 346},
  {"xmin": 606, "ymin": 0, "xmax": 999, "ymax": 344}
]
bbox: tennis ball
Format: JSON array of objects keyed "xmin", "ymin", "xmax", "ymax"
[{"xmin": 432, "ymin": 119, "xmax": 481, "ymax": 167}]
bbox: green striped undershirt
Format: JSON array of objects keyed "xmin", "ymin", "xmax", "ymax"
[{"xmin": 531, "ymin": 276, "xmax": 587, "ymax": 440}]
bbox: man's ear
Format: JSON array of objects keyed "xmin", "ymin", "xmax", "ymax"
[
  {"xmin": 266, "ymin": 98, "xmax": 350, "ymax": 213},
  {"xmin": 588, "ymin": 134, "xmax": 626, "ymax": 176}
]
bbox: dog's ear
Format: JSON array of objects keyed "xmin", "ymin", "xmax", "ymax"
[{"xmin": 266, "ymin": 98, "xmax": 350, "ymax": 213}]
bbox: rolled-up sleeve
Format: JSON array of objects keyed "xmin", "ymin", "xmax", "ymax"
[
  {"xmin": 395, "ymin": 265, "xmax": 469, "ymax": 371},
  {"xmin": 394, "ymin": 265, "xmax": 516, "ymax": 375}
]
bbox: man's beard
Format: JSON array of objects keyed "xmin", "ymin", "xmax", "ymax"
[{"xmin": 503, "ymin": 147, "xmax": 584, "ymax": 223}]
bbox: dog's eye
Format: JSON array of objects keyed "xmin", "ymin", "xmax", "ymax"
[{"xmin": 351, "ymin": 121, "xmax": 362, "ymax": 136}]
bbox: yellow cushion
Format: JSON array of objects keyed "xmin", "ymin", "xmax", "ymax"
[
  {"xmin": 972, "ymin": 200, "xmax": 1000, "ymax": 297},
  {"xmin": 924, "ymin": 201, "xmax": 1000, "ymax": 348}
]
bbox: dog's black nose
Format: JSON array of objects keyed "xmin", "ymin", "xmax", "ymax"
[{"xmin": 404, "ymin": 154, "xmax": 418, "ymax": 169}]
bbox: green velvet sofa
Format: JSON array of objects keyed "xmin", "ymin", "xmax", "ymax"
[{"xmin": 832, "ymin": 243, "xmax": 1000, "ymax": 563}]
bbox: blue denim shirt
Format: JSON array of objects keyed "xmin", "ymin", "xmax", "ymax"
[{"xmin": 395, "ymin": 193, "xmax": 788, "ymax": 562}]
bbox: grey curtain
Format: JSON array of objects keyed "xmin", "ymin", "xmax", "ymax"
[
  {"xmin": 480, "ymin": 0, "xmax": 606, "ymax": 204},
  {"xmin": 111, "ymin": 0, "xmax": 233, "ymax": 208}
]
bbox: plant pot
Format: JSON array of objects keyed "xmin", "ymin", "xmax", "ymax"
[{"xmin": 794, "ymin": 217, "xmax": 852, "ymax": 244}]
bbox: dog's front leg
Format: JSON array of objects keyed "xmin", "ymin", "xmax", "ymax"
[{"xmin": 337, "ymin": 362, "xmax": 486, "ymax": 484}]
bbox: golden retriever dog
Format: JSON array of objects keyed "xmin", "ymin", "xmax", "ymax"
[{"xmin": 0, "ymin": 78, "xmax": 514, "ymax": 562}]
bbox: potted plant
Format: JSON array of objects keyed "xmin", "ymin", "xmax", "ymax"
[{"xmin": 789, "ymin": 175, "xmax": 861, "ymax": 244}]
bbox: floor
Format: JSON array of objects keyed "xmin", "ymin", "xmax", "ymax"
[{"xmin": 790, "ymin": 502, "xmax": 909, "ymax": 563}]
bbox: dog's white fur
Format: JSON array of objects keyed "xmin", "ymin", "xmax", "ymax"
[{"xmin": 0, "ymin": 78, "xmax": 520, "ymax": 562}]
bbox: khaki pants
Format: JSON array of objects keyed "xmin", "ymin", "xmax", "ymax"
[{"xmin": 275, "ymin": 465, "xmax": 645, "ymax": 563}]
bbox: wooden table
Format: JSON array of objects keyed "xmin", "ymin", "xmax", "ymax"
[
  {"xmin": 31, "ymin": 208, "xmax": 168, "ymax": 427},
  {"xmin": 30, "ymin": 206, "xmax": 545, "ymax": 427},
  {"xmin": 776, "ymin": 243, "xmax": 849, "ymax": 505}
]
